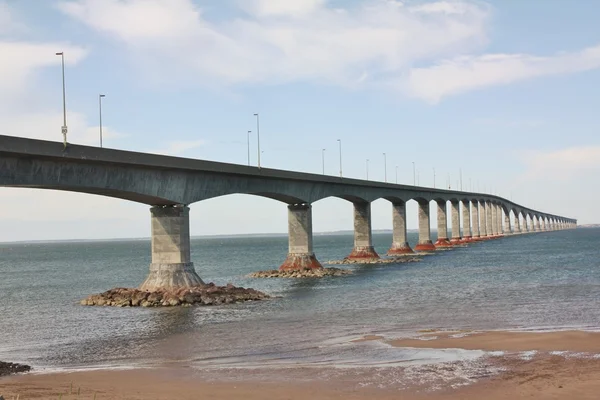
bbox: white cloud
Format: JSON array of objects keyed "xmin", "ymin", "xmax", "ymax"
[
  {"xmin": 239, "ymin": 0, "xmax": 327, "ymax": 17},
  {"xmin": 409, "ymin": 1, "xmax": 477, "ymax": 14},
  {"xmin": 0, "ymin": 42, "xmax": 87, "ymax": 97},
  {"xmin": 406, "ymin": 45, "xmax": 600, "ymax": 103},
  {"xmin": 520, "ymin": 146, "xmax": 600, "ymax": 181},
  {"xmin": 55, "ymin": 0, "xmax": 600, "ymax": 103},
  {"xmin": 0, "ymin": 2, "xmax": 124, "ymax": 147},
  {"xmin": 57, "ymin": 0, "xmax": 204, "ymax": 41},
  {"xmin": 57, "ymin": 0, "xmax": 489, "ymax": 88}
]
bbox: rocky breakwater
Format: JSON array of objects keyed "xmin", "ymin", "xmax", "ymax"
[
  {"xmin": 325, "ymin": 255, "xmax": 423, "ymax": 265},
  {"xmin": 81, "ymin": 283, "xmax": 269, "ymax": 307},
  {"xmin": 249, "ymin": 267, "xmax": 352, "ymax": 278},
  {"xmin": 0, "ymin": 361, "xmax": 31, "ymax": 377}
]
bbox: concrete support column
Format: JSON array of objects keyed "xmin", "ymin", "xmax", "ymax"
[
  {"xmin": 279, "ymin": 204, "xmax": 322, "ymax": 270},
  {"xmin": 486, "ymin": 201, "xmax": 494, "ymax": 237},
  {"xmin": 388, "ymin": 201, "xmax": 414, "ymax": 255},
  {"xmin": 471, "ymin": 201, "xmax": 480, "ymax": 238},
  {"xmin": 140, "ymin": 205, "xmax": 204, "ymax": 291},
  {"xmin": 450, "ymin": 200, "xmax": 461, "ymax": 244},
  {"xmin": 495, "ymin": 205, "xmax": 503, "ymax": 236},
  {"xmin": 515, "ymin": 213, "xmax": 521, "ymax": 233},
  {"xmin": 462, "ymin": 200, "xmax": 472, "ymax": 241},
  {"xmin": 347, "ymin": 202, "xmax": 380, "ymax": 260},
  {"xmin": 490, "ymin": 203, "xmax": 498, "ymax": 236},
  {"xmin": 536, "ymin": 216, "xmax": 542, "ymax": 232},
  {"xmin": 434, "ymin": 200, "xmax": 451, "ymax": 247},
  {"xmin": 415, "ymin": 201, "xmax": 436, "ymax": 251},
  {"xmin": 530, "ymin": 216, "xmax": 534, "ymax": 232},
  {"xmin": 541, "ymin": 217, "xmax": 547, "ymax": 231},
  {"xmin": 504, "ymin": 212, "xmax": 512, "ymax": 235},
  {"xmin": 533, "ymin": 216, "xmax": 539, "ymax": 232},
  {"xmin": 479, "ymin": 201, "xmax": 487, "ymax": 238}
]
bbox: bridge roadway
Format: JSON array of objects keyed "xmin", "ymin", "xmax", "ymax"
[{"xmin": 0, "ymin": 135, "xmax": 577, "ymax": 290}]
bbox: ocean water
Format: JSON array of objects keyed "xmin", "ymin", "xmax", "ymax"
[{"xmin": 0, "ymin": 228, "xmax": 599, "ymax": 371}]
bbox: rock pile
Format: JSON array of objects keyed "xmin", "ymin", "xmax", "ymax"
[
  {"xmin": 0, "ymin": 361, "xmax": 31, "ymax": 377},
  {"xmin": 325, "ymin": 256, "xmax": 423, "ymax": 265},
  {"xmin": 81, "ymin": 283, "xmax": 269, "ymax": 307},
  {"xmin": 249, "ymin": 267, "xmax": 352, "ymax": 278}
]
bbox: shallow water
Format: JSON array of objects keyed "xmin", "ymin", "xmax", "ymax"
[{"xmin": 0, "ymin": 228, "xmax": 598, "ymax": 371}]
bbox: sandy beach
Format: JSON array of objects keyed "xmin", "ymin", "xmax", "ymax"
[{"xmin": 3, "ymin": 330, "xmax": 600, "ymax": 399}]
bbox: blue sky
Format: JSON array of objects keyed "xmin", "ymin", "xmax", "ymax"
[{"xmin": 0, "ymin": 0, "xmax": 598, "ymax": 241}]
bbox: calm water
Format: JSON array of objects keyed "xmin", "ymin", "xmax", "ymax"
[{"xmin": 1, "ymin": 229, "xmax": 599, "ymax": 371}]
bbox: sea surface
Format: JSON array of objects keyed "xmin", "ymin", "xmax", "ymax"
[{"xmin": 1, "ymin": 229, "xmax": 599, "ymax": 372}]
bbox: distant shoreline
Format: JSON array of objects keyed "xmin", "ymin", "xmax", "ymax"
[
  {"xmin": 0, "ymin": 229, "xmax": 404, "ymax": 245},
  {"xmin": 1, "ymin": 225, "xmax": 597, "ymax": 245}
]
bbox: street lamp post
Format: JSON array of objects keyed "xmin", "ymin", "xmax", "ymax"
[
  {"xmin": 337, "ymin": 139, "xmax": 342, "ymax": 178},
  {"xmin": 460, "ymin": 168, "xmax": 463, "ymax": 191},
  {"xmin": 56, "ymin": 52, "xmax": 67, "ymax": 147},
  {"xmin": 383, "ymin": 153, "xmax": 387, "ymax": 183},
  {"xmin": 366, "ymin": 159, "xmax": 369, "ymax": 180},
  {"xmin": 433, "ymin": 167, "xmax": 436, "ymax": 188},
  {"xmin": 412, "ymin": 161, "xmax": 416, "ymax": 186},
  {"xmin": 99, "ymin": 94, "xmax": 105, "ymax": 148},
  {"xmin": 322, "ymin": 148, "xmax": 326, "ymax": 175},
  {"xmin": 253, "ymin": 113, "xmax": 261, "ymax": 169},
  {"xmin": 247, "ymin": 131, "xmax": 251, "ymax": 166}
]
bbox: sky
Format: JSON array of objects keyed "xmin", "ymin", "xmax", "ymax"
[{"xmin": 0, "ymin": 0, "xmax": 599, "ymax": 242}]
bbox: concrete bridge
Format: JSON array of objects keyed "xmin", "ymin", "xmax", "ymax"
[{"xmin": 0, "ymin": 135, "xmax": 577, "ymax": 290}]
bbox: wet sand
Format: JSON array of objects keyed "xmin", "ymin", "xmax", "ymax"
[
  {"xmin": 3, "ymin": 330, "xmax": 600, "ymax": 399},
  {"xmin": 387, "ymin": 330, "xmax": 600, "ymax": 352}
]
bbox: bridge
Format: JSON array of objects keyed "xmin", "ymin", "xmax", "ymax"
[{"xmin": 0, "ymin": 135, "xmax": 576, "ymax": 290}]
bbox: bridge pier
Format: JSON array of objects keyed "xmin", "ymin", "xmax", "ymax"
[
  {"xmin": 495, "ymin": 205, "xmax": 503, "ymax": 236},
  {"xmin": 486, "ymin": 202, "xmax": 494, "ymax": 238},
  {"xmin": 434, "ymin": 200, "xmax": 451, "ymax": 247},
  {"xmin": 139, "ymin": 205, "xmax": 204, "ymax": 292},
  {"xmin": 347, "ymin": 202, "xmax": 380, "ymax": 260},
  {"xmin": 471, "ymin": 201, "xmax": 480, "ymax": 239},
  {"xmin": 388, "ymin": 202, "xmax": 414, "ymax": 255},
  {"xmin": 415, "ymin": 201, "xmax": 436, "ymax": 251},
  {"xmin": 541, "ymin": 217, "xmax": 546, "ymax": 231},
  {"xmin": 504, "ymin": 212, "xmax": 512, "ymax": 235},
  {"xmin": 479, "ymin": 201, "xmax": 487, "ymax": 239},
  {"xmin": 490, "ymin": 204, "xmax": 498, "ymax": 237},
  {"xmin": 279, "ymin": 204, "xmax": 322, "ymax": 270},
  {"xmin": 462, "ymin": 200, "xmax": 472, "ymax": 241},
  {"xmin": 450, "ymin": 200, "xmax": 462, "ymax": 244}
]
